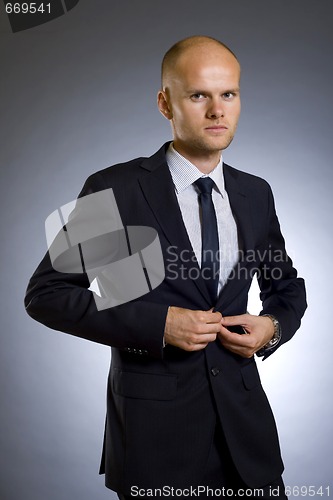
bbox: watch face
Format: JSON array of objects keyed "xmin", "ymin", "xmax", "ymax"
[
  {"xmin": 260, "ymin": 315, "xmax": 281, "ymax": 351},
  {"xmin": 268, "ymin": 337, "xmax": 279, "ymax": 348}
]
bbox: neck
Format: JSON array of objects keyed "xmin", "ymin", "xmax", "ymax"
[{"xmin": 172, "ymin": 142, "xmax": 221, "ymax": 174}]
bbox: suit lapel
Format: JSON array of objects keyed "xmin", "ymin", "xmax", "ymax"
[
  {"xmin": 138, "ymin": 144, "xmax": 211, "ymax": 303},
  {"xmin": 223, "ymin": 164, "xmax": 254, "ymax": 252},
  {"xmin": 216, "ymin": 164, "xmax": 255, "ymax": 310}
]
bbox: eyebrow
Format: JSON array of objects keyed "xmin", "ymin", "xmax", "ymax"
[{"xmin": 185, "ymin": 87, "xmax": 240, "ymax": 95}]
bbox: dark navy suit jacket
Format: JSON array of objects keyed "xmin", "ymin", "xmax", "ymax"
[{"xmin": 25, "ymin": 143, "xmax": 307, "ymax": 494}]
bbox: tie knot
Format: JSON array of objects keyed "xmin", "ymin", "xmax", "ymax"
[{"xmin": 194, "ymin": 177, "xmax": 215, "ymax": 195}]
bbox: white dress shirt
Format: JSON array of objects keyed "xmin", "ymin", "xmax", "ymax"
[{"xmin": 166, "ymin": 143, "xmax": 239, "ymax": 293}]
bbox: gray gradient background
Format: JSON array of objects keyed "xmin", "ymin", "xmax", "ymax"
[{"xmin": 0, "ymin": 1, "xmax": 332, "ymax": 499}]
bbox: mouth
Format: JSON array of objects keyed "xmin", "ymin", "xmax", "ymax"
[{"xmin": 205, "ymin": 125, "xmax": 228, "ymax": 133}]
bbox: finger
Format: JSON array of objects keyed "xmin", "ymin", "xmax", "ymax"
[
  {"xmin": 199, "ymin": 322, "xmax": 223, "ymax": 335},
  {"xmin": 191, "ymin": 313, "xmax": 222, "ymax": 331},
  {"xmin": 184, "ymin": 342, "xmax": 209, "ymax": 352},
  {"xmin": 219, "ymin": 328, "xmax": 260, "ymax": 356},
  {"xmin": 218, "ymin": 327, "xmax": 252, "ymax": 347},
  {"xmin": 220, "ymin": 314, "xmax": 249, "ymax": 326},
  {"xmin": 200, "ymin": 311, "xmax": 222, "ymax": 324},
  {"xmin": 183, "ymin": 333, "xmax": 217, "ymax": 350},
  {"xmin": 208, "ymin": 312, "xmax": 223, "ymax": 323},
  {"xmin": 219, "ymin": 336, "xmax": 255, "ymax": 358},
  {"xmin": 192, "ymin": 332, "xmax": 217, "ymax": 344}
]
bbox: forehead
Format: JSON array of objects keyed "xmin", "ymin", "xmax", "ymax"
[{"xmin": 170, "ymin": 47, "xmax": 240, "ymax": 89}]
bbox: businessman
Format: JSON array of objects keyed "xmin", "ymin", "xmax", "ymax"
[{"xmin": 25, "ymin": 36, "xmax": 307, "ymax": 499}]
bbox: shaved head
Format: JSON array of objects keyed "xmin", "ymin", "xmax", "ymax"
[
  {"xmin": 161, "ymin": 36, "xmax": 239, "ymax": 89},
  {"xmin": 157, "ymin": 35, "xmax": 241, "ymax": 171}
]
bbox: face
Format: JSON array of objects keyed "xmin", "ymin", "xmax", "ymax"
[{"xmin": 158, "ymin": 45, "xmax": 241, "ymax": 164}]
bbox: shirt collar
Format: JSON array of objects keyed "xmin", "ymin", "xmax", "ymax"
[{"xmin": 166, "ymin": 142, "xmax": 225, "ymax": 195}]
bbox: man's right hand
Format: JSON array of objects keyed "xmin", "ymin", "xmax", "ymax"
[{"xmin": 164, "ymin": 306, "xmax": 222, "ymax": 351}]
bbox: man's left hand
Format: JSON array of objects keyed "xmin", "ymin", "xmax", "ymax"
[{"xmin": 218, "ymin": 314, "xmax": 274, "ymax": 358}]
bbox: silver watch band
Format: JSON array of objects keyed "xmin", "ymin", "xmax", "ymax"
[{"xmin": 257, "ymin": 314, "xmax": 281, "ymax": 356}]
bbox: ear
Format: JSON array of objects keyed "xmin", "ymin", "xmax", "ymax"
[{"xmin": 157, "ymin": 90, "xmax": 173, "ymax": 120}]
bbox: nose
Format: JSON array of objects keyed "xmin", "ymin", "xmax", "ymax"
[{"xmin": 207, "ymin": 98, "xmax": 224, "ymax": 119}]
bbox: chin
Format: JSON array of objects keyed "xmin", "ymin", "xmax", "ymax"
[{"xmin": 205, "ymin": 139, "xmax": 232, "ymax": 152}]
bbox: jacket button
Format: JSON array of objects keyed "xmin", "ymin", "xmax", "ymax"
[{"xmin": 211, "ymin": 367, "xmax": 221, "ymax": 377}]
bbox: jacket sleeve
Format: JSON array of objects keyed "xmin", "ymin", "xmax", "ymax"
[
  {"xmin": 257, "ymin": 183, "xmax": 307, "ymax": 358},
  {"xmin": 24, "ymin": 173, "xmax": 168, "ymax": 359}
]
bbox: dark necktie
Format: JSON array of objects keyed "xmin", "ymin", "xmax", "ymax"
[{"xmin": 194, "ymin": 177, "xmax": 220, "ymax": 302}]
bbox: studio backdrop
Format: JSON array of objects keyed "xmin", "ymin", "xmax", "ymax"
[{"xmin": 0, "ymin": 1, "xmax": 332, "ymax": 499}]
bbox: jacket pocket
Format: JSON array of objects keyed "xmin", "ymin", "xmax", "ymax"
[
  {"xmin": 241, "ymin": 361, "xmax": 262, "ymax": 390},
  {"xmin": 112, "ymin": 369, "xmax": 177, "ymax": 400}
]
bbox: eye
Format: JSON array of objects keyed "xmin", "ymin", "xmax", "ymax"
[
  {"xmin": 190, "ymin": 93, "xmax": 206, "ymax": 101},
  {"xmin": 222, "ymin": 92, "xmax": 236, "ymax": 100}
]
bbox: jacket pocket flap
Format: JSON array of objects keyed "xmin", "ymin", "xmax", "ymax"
[
  {"xmin": 241, "ymin": 362, "xmax": 261, "ymax": 390},
  {"xmin": 113, "ymin": 370, "xmax": 177, "ymax": 400}
]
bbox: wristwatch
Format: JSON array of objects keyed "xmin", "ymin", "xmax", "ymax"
[
  {"xmin": 263, "ymin": 314, "xmax": 281, "ymax": 348},
  {"xmin": 257, "ymin": 314, "xmax": 281, "ymax": 356}
]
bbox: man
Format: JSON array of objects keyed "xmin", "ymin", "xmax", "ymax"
[{"xmin": 25, "ymin": 36, "xmax": 307, "ymax": 499}]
